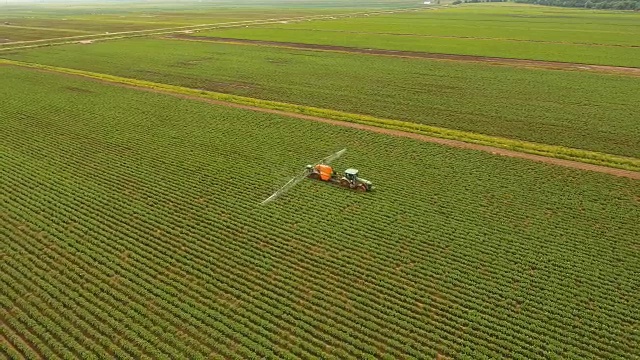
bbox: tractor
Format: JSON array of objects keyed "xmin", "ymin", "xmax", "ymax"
[
  {"xmin": 305, "ymin": 164, "xmax": 373, "ymax": 192},
  {"xmin": 260, "ymin": 148, "xmax": 373, "ymax": 204}
]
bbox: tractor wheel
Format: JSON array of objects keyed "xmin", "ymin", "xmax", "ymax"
[
  {"xmin": 356, "ymin": 184, "xmax": 368, "ymax": 192},
  {"xmin": 339, "ymin": 179, "xmax": 350, "ymax": 188},
  {"xmin": 308, "ymin": 172, "xmax": 319, "ymax": 180}
]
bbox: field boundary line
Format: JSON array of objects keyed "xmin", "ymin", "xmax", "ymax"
[
  {"xmin": 166, "ymin": 35, "xmax": 640, "ymax": 76},
  {"xmin": 2, "ymin": 59, "xmax": 638, "ymax": 178}
]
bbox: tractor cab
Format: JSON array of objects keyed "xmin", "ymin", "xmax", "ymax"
[
  {"xmin": 343, "ymin": 168, "xmax": 373, "ymax": 191},
  {"xmin": 344, "ymin": 168, "xmax": 359, "ymax": 184},
  {"xmin": 306, "ymin": 163, "xmax": 373, "ymax": 191}
]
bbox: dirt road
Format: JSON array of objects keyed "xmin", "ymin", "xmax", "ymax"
[{"xmin": 169, "ymin": 35, "xmax": 640, "ymax": 77}]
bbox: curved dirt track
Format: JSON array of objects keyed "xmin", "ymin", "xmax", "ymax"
[
  {"xmin": 7, "ymin": 64, "xmax": 639, "ymax": 180},
  {"xmin": 169, "ymin": 35, "xmax": 640, "ymax": 77}
]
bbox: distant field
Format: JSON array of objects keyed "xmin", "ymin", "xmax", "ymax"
[
  {"xmin": 2, "ymin": 2, "xmax": 640, "ymax": 359},
  {"xmin": 248, "ymin": 5, "xmax": 640, "ymax": 46},
  {"xmin": 0, "ymin": 11, "xmax": 343, "ymax": 36},
  {"xmin": 196, "ymin": 4, "xmax": 640, "ymax": 67},
  {"xmin": 0, "ymin": 0, "xmax": 421, "ymax": 42},
  {"xmin": 2, "ymin": 66, "xmax": 639, "ymax": 359},
  {"xmin": 5, "ymin": 37, "xmax": 639, "ymax": 157}
]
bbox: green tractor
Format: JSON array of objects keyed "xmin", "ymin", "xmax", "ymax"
[
  {"xmin": 261, "ymin": 149, "xmax": 373, "ymax": 205},
  {"xmin": 339, "ymin": 168, "xmax": 373, "ymax": 192},
  {"xmin": 305, "ymin": 165, "xmax": 373, "ymax": 192}
]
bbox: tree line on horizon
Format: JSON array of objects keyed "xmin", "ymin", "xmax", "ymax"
[
  {"xmin": 514, "ymin": 0, "xmax": 639, "ymax": 10},
  {"xmin": 451, "ymin": 0, "xmax": 639, "ymax": 10}
]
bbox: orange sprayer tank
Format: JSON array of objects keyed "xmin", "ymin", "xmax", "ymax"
[{"xmin": 315, "ymin": 164, "xmax": 334, "ymax": 181}]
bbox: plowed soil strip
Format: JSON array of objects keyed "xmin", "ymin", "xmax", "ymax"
[
  {"xmin": 5, "ymin": 64, "xmax": 639, "ymax": 180},
  {"xmin": 169, "ymin": 35, "xmax": 640, "ymax": 76}
]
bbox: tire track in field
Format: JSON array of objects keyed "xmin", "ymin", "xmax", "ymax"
[
  {"xmin": 4, "ymin": 63, "xmax": 639, "ymax": 180},
  {"xmin": 167, "ymin": 35, "xmax": 640, "ymax": 77}
]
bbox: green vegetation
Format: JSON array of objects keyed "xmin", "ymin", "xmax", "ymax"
[
  {"xmin": 3, "ymin": 59, "xmax": 638, "ymax": 171},
  {"xmin": 0, "ymin": 0, "xmax": 421, "ymax": 42},
  {"xmin": 195, "ymin": 28, "xmax": 640, "ymax": 67},
  {"xmin": 197, "ymin": 4, "xmax": 640, "ymax": 67},
  {"xmin": 236, "ymin": 5, "xmax": 640, "ymax": 46},
  {"xmin": 2, "ymin": 66, "xmax": 639, "ymax": 359},
  {"xmin": 4, "ymin": 38, "xmax": 640, "ymax": 158},
  {"xmin": 2, "ymin": 3, "xmax": 639, "ymax": 359}
]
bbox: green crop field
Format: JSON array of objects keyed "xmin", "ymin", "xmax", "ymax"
[
  {"xmin": 0, "ymin": 10, "xmax": 338, "ymax": 38},
  {"xmin": 0, "ymin": 0, "xmax": 421, "ymax": 43},
  {"xmin": 2, "ymin": 1, "xmax": 640, "ymax": 359},
  {"xmin": 261, "ymin": 5, "xmax": 640, "ymax": 46},
  {"xmin": 197, "ymin": 3, "xmax": 640, "ymax": 67},
  {"xmin": 2, "ymin": 66, "xmax": 639, "ymax": 359},
  {"xmin": 5, "ymin": 37, "xmax": 639, "ymax": 157}
]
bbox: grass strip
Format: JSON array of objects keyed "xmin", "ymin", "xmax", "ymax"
[{"xmin": 3, "ymin": 58, "xmax": 638, "ymax": 172}]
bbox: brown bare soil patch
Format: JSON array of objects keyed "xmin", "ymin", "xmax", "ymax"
[
  {"xmin": 13, "ymin": 64, "xmax": 640, "ymax": 180},
  {"xmin": 169, "ymin": 35, "xmax": 640, "ymax": 77}
]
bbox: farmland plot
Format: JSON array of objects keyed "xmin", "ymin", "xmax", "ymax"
[
  {"xmin": 0, "ymin": 0, "xmax": 421, "ymax": 43},
  {"xmin": 2, "ymin": 66, "xmax": 639, "ymax": 359},
  {"xmin": 197, "ymin": 4, "xmax": 640, "ymax": 67},
  {"xmin": 246, "ymin": 4, "xmax": 640, "ymax": 47},
  {"xmin": 5, "ymin": 38, "xmax": 640, "ymax": 157}
]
